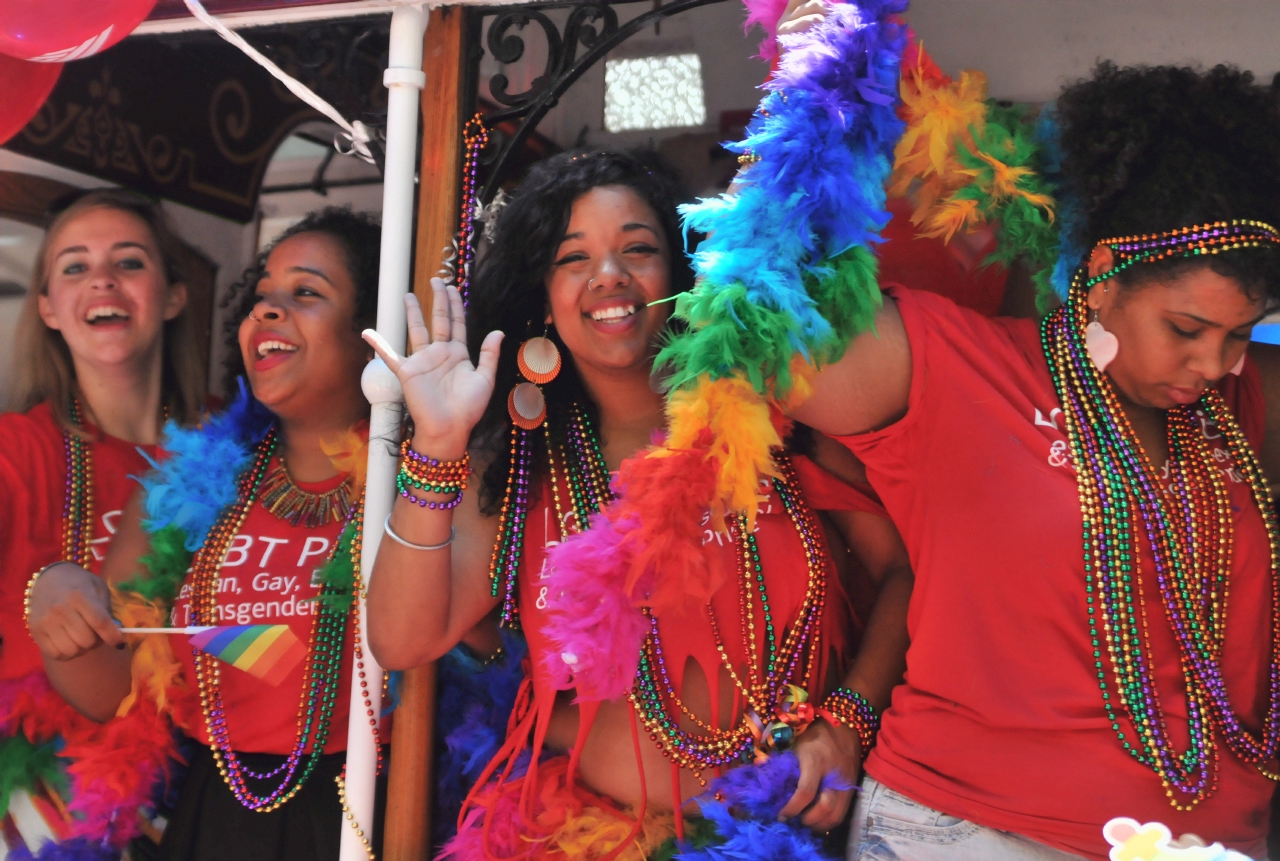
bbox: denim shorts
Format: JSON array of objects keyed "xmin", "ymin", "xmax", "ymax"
[{"xmin": 846, "ymin": 777, "xmax": 1088, "ymax": 861}]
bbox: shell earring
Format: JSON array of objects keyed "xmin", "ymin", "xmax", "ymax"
[
  {"xmin": 1085, "ymin": 310, "xmax": 1119, "ymax": 373},
  {"xmin": 509, "ymin": 329, "xmax": 562, "ymax": 429},
  {"xmin": 516, "ymin": 333, "xmax": 561, "ymax": 385}
]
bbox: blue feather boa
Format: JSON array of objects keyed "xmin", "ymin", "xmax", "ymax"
[
  {"xmin": 1034, "ymin": 103, "xmax": 1085, "ymax": 300},
  {"xmin": 6, "ymin": 837, "xmax": 119, "ymax": 861},
  {"xmin": 432, "ymin": 631, "xmax": 529, "ymax": 850},
  {"xmin": 139, "ymin": 381, "xmax": 275, "ymax": 551}
]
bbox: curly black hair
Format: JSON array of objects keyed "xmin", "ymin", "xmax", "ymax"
[
  {"xmin": 1054, "ymin": 62, "xmax": 1280, "ymax": 302},
  {"xmin": 466, "ymin": 148, "xmax": 694, "ymax": 514},
  {"xmin": 222, "ymin": 207, "xmax": 381, "ymax": 393}
]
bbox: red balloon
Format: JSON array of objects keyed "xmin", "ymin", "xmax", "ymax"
[
  {"xmin": 0, "ymin": 0, "xmax": 157, "ymax": 63},
  {"xmin": 0, "ymin": 53, "xmax": 61, "ymax": 145}
]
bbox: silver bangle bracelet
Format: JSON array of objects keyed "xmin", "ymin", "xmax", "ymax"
[{"xmin": 383, "ymin": 513, "xmax": 455, "ymax": 552}]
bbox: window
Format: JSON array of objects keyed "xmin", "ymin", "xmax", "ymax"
[{"xmin": 604, "ymin": 53, "xmax": 707, "ymax": 133}]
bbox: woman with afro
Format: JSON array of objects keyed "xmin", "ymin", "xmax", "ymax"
[{"xmin": 777, "ymin": 0, "xmax": 1280, "ymax": 855}]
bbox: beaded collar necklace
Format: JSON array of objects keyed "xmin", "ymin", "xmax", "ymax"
[
  {"xmin": 258, "ymin": 458, "xmax": 357, "ymax": 527},
  {"xmin": 488, "ymin": 405, "xmax": 831, "ymax": 785},
  {"xmin": 187, "ymin": 429, "xmax": 361, "ymax": 811},
  {"xmin": 1042, "ymin": 265, "xmax": 1280, "ymax": 810}
]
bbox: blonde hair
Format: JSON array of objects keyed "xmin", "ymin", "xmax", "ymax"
[{"xmin": 8, "ymin": 189, "xmax": 207, "ymax": 431}]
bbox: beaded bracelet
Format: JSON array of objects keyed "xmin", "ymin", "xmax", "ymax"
[
  {"xmin": 817, "ymin": 688, "xmax": 880, "ymax": 758},
  {"xmin": 23, "ymin": 562, "xmax": 65, "ymax": 628},
  {"xmin": 398, "ymin": 442, "xmax": 469, "ymax": 509}
]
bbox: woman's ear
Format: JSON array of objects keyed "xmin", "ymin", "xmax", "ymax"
[
  {"xmin": 163, "ymin": 282, "xmax": 189, "ymax": 321},
  {"xmin": 1085, "ymin": 245, "xmax": 1116, "ymax": 312}
]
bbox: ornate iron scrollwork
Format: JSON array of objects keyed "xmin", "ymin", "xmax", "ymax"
[
  {"xmin": 466, "ymin": 0, "xmax": 730, "ymax": 203},
  {"xmin": 242, "ymin": 17, "xmax": 392, "ymax": 170}
]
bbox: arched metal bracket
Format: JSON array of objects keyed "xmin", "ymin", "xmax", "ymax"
[{"xmin": 465, "ymin": 0, "xmax": 731, "ymax": 204}]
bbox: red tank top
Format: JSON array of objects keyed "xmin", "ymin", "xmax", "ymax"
[
  {"xmin": 513, "ymin": 453, "xmax": 881, "ymax": 793},
  {"xmin": 838, "ymin": 286, "xmax": 1273, "ymax": 859}
]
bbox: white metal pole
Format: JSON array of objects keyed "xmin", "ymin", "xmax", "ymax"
[{"xmin": 342, "ymin": 5, "xmax": 426, "ymax": 860}]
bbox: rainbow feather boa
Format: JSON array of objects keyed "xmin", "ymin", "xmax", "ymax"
[{"xmin": 540, "ymin": 0, "xmax": 906, "ymax": 701}]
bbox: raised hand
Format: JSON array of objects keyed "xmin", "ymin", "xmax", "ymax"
[
  {"xmin": 777, "ymin": 0, "xmax": 829, "ymax": 38},
  {"xmin": 362, "ymin": 277, "xmax": 504, "ymax": 459}
]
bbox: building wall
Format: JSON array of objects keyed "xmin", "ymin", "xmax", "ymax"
[{"xmin": 905, "ymin": 0, "xmax": 1280, "ymax": 103}]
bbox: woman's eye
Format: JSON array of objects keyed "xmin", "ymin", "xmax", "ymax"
[
  {"xmin": 116, "ymin": 257, "xmax": 145, "ymax": 270},
  {"xmin": 626, "ymin": 244, "xmax": 659, "ymax": 255},
  {"xmin": 1170, "ymin": 324, "xmax": 1200, "ymax": 339},
  {"xmin": 61, "ymin": 262, "xmax": 87, "ymax": 275},
  {"xmin": 1229, "ymin": 329, "xmax": 1253, "ymax": 342},
  {"xmin": 555, "ymin": 253, "xmax": 588, "ymax": 266},
  {"xmin": 294, "ymin": 285, "xmax": 320, "ymax": 297}
]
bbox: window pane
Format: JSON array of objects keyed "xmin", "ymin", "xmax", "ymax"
[{"xmin": 604, "ymin": 54, "xmax": 707, "ymax": 133}]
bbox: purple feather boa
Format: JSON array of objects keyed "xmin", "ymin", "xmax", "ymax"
[
  {"xmin": 674, "ymin": 754, "xmax": 843, "ymax": 861},
  {"xmin": 6, "ymin": 837, "xmax": 119, "ymax": 861}
]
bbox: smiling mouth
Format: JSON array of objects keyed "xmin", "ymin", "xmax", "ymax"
[
  {"xmin": 257, "ymin": 340, "xmax": 299, "ymax": 359},
  {"xmin": 85, "ymin": 306, "xmax": 130, "ymax": 325},
  {"xmin": 589, "ymin": 304, "xmax": 637, "ymax": 322}
]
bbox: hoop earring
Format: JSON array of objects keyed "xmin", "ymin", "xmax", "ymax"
[
  {"xmin": 1085, "ymin": 309, "xmax": 1119, "ymax": 373},
  {"xmin": 509, "ymin": 329, "xmax": 562, "ymax": 429}
]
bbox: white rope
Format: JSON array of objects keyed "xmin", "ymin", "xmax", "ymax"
[{"xmin": 184, "ymin": 0, "xmax": 377, "ymax": 164}]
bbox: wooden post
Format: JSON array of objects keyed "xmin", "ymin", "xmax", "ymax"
[
  {"xmin": 413, "ymin": 5, "xmax": 467, "ymax": 307},
  {"xmin": 382, "ymin": 7, "xmax": 467, "ymax": 861}
]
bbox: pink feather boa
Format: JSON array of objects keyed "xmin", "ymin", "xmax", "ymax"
[{"xmin": 541, "ymin": 513, "xmax": 650, "ymax": 702}]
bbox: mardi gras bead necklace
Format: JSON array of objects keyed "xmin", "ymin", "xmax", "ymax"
[
  {"xmin": 187, "ymin": 430, "xmax": 356, "ymax": 811},
  {"xmin": 488, "ymin": 404, "xmax": 609, "ymax": 626},
  {"xmin": 490, "ymin": 403, "xmax": 833, "ymax": 781},
  {"xmin": 1042, "ymin": 268, "xmax": 1280, "ymax": 809},
  {"xmin": 61, "ymin": 399, "xmax": 94, "ymax": 566},
  {"xmin": 26, "ymin": 400, "xmax": 96, "ymax": 627},
  {"xmin": 631, "ymin": 454, "xmax": 830, "ymax": 782}
]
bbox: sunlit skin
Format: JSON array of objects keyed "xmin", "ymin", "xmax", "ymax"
[
  {"xmin": 544, "ymin": 184, "xmax": 674, "ymax": 383},
  {"xmin": 1088, "ymin": 246, "xmax": 1267, "ymax": 412},
  {"xmin": 238, "ymin": 232, "xmax": 370, "ymax": 480},
  {"xmin": 37, "ymin": 206, "xmax": 186, "ymax": 383}
]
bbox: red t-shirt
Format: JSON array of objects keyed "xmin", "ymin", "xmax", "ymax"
[
  {"xmin": 171, "ymin": 463, "xmax": 353, "ymax": 755},
  {"xmin": 0, "ymin": 402, "xmax": 157, "ymax": 682},
  {"xmin": 838, "ymin": 286, "xmax": 1274, "ymax": 859}
]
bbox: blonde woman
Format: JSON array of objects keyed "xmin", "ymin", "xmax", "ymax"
[{"xmin": 0, "ymin": 188, "xmax": 204, "ymax": 858}]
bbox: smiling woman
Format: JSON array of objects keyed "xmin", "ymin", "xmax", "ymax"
[
  {"xmin": 0, "ymin": 189, "xmax": 207, "ymax": 859},
  {"xmin": 21, "ymin": 207, "xmax": 395, "ymax": 861},
  {"xmin": 364, "ymin": 149, "xmax": 916, "ymax": 860}
]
